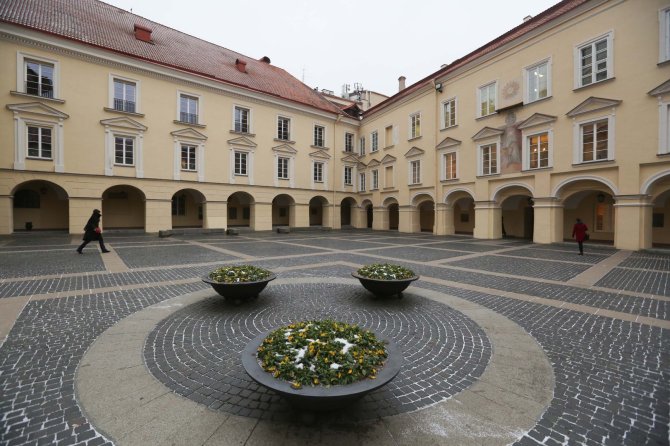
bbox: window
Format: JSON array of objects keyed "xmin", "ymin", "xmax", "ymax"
[
  {"xmin": 442, "ymin": 98, "xmax": 456, "ymax": 128},
  {"xmin": 234, "ymin": 151, "xmax": 248, "ymax": 175},
  {"xmin": 359, "ymin": 136, "xmax": 366, "ymax": 156},
  {"xmin": 409, "ymin": 113, "xmax": 421, "ymax": 139},
  {"xmin": 480, "ymin": 143, "xmax": 498, "ymax": 175},
  {"xmin": 113, "ymin": 79, "xmax": 136, "ymax": 113},
  {"xmin": 344, "ymin": 166, "xmax": 353, "ymax": 185},
  {"xmin": 277, "ymin": 116, "xmax": 290, "ymax": 140},
  {"xmin": 594, "ymin": 203, "xmax": 612, "ymax": 232},
  {"xmin": 172, "ymin": 194, "xmax": 186, "ymax": 216},
  {"xmin": 114, "ymin": 136, "xmax": 134, "ymax": 165},
  {"xmin": 385, "ymin": 125, "xmax": 394, "ymax": 147},
  {"xmin": 359, "ymin": 172, "xmax": 366, "ymax": 191},
  {"xmin": 371, "ymin": 131, "xmax": 379, "ymax": 152},
  {"xmin": 576, "ymin": 33, "xmax": 612, "ymax": 87},
  {"xmin": 27, "ymin": 126, "xmax": 52, "ymax": 159},
  {"xmin": 385, "ymin": 166, "xmax": 394, "ymax": 188},
  {"xmin": 660, "ymin": 7, "xmax": 670, "ymax": 62},
  {"xmin": 479, "ymin": 83, "xmax": 496, "ymax": 117},
  {"xmin": 25, "ymin": 59, "xmax": 54, "ymax": 98},
  {"xmin": 313, "ymin": 162, "xmax": 323, "ymax": 182},
  {"xmin": 235, "ymin": 106, "xmax": 250, "ymax": 133},
  {"xmin": 410, "ymin": 160, "xmax": 421, "ymax": 184},
  {"xmin": 444, "ymin": 152, "xmax": 457, "ymax": 179},
  {"xmin": 181, "ymin": 144, "xmax": 196, "ymax": 171},
  {"xmin": 277, "ymin": 156, "xmax": 289, "ymax": 179},
  {"xmin": 13, "ymin": 189, "xmax": 40, "ymax": 208},
  {"xmin": 528, "ymin": 133, "xmax": 549, "ymax": 169},
  {"xmin": 526, "ymin": 60, "xmax": 550, "ymax": 102},
  {"xmin": 314, "ymin": 125, "xmax": 325, "ymax": 147},
  {"xmin": 179, "ymin": 94, "xmax": 199, "ymax": 124},
  {"xmin": 345, "ymin": 132, "xmax": 354, "ymax": 152},
  {"xmin": 371, "ymin": 170, "xmax": 379, "ymax": 190},
  {"xmin": 243, "ymin": 207, "xmax": 250, "ymax": 219},
  {"xmin": 228, "ymin": 207, "xmax": 237, "ymax": 219},
  {"xmin": 580, "ymin": 120, "xmax": 609, "ymax": 162}
]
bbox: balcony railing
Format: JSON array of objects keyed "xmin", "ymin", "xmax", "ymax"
[
  {"xmin": 113, "ymin": 98, "xmax": 136, "ymax": 113},
  {"xmin": 180, "ymin": 112, "xmax": 198, "ymax": 124},
  {"xmin": 25, "ymin": 81, "xmax": 54, "ymax": 98}
]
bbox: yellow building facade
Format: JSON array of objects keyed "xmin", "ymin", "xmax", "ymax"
[{"xmin": 1, "ymin": 0, "xmax": 669, "ymax": 250}]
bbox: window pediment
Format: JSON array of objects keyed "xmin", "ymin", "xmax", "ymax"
[
  {"xmin": 404, "ymin": 146, "xmax": 425, "ymax": 158},
  {"xmin": 517, "ymin": 113, "xmax": 557, "ymax": 130},
  {"xmin": 272, "ymin": 143, "xmax": 297, "ymax": 155},
  {"xmin": 100, "ymin": 116, "xmax": 146, "ymax": 131},
  {"xmin": 341, "ymin": 154, "xmax": 360, "ymax": 164},
  {"xmin": 472, "ymin": 127, "xmax": 504, "ymax": 141},
  {"xmin": 436, "ymin": 137, "xmax": 462, "ymax": 149},
  {"xmin": 367, "ymin": 159, "xmax": 381, "ymax": 168},
  {"xmin": 170, "ymin": 128, "xmax": 207, "ymax": 140},
  {"xmin": 566, "ymin": 97, "xmax": 622, "ymax": 118},
  {"xmin": 381, "ymin": 154, "xmax": 396, "ymax": 164},
  {"xmin": 309, "ymin": 150, "xmax": 331, "ymax": 160},
  {"xmin": 357, "ymin": 162, "xmax": 367, "ymax": 170},
  {"xmin": 227, "ymin": 136, "xmax": 257, "ymax": 148},
  {"xmin": 7, "ymin": 102, "xmax": 69, "ymax": 119},
  {"xmin": 649, "ymin": 80, "xmax": 670, "ymax": 97}
]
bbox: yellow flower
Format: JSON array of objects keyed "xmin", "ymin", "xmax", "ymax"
[{"xmin": 313, "ymin": 378, "xmax": 319, "ymax": 385}]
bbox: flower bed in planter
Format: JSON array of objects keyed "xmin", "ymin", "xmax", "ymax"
[
  {"xmin": 202, "ymin": 265, "xmax": 276, "ymax": 303},
  {"xmin": 352, "ymin": 263, "xmax": 419, "ymax": 298},
  {"xmin": 241, "ymin": 320, "xmax": 402, "ymax": 411}
]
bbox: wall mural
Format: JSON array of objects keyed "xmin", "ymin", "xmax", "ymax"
[{"xmin": 501, "ymin": 111, "xmax": 522, "ymax": 174}]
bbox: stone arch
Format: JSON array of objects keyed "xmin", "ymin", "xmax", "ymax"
[
  {"xmin": 227, "ymin": 191, "xmax": 255, "ymax": 228},
  {"xmin": 491, "ymin": 182, "xmax": 534, "ymax": 204},
  {"xmin": 272, "ymin": 194, "xmax": 295, "ymax": 227},
  {"xmin": 309, "ymin": 195, "xmax": 329, "ymax": 226},
  {"xmin": 443, "ymin": 188, "xmax": 475, "ymax": 206},
  {"xmin": 361, "ymin": 199, "xmax": 374, "ymax": 229},
  {"xmin": 171, "ymin": 188, "xmax": 206, "ymax": 228},
  {"xmin": 555, "ymin": 179, "xmax": 616, "ymax": 245},
  {"xmin": 411, "ymin": 192, "xmax": 435, "ymax": 207},
  {"xmin": 382, "ymin": 197, "xmax": 400, "ymax": 231},
  {"xmin": 102, "ymin": 185, "xmax": 146, "ymax": 230},
  {"xmin": 641, "ymin": 170, "xmax": 670, "ymax": 247},
  {"xmin": 11, "ymin": 180, "xmax": 69, "ymax": 231},
  {"xmin": 340, "ymin": 196, "xmax": 358, "ymax": 227},
  {"xmin": 445, "ymin": 189, "xmax": 476, "ymax": 235},
  {"xmin": 553, "ymin": 175, "xmax": 618, "ymax": 200}
]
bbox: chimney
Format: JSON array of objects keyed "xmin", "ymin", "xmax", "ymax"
[
  {"xmin": 523, "ymin": 15, "xmax": 533, "ymax": 22},
  {"xmin": 259, "ymin": 56, "xmax": 271, "ymax": 64},
  {"xmin": 134, "ymin": 23, "xmax": 152, "ymax": 42},
  {"xmin": 235, "ymin": 58, "xmax": 247, "ymax": 73},
  {"xmin": 398, "ymin": 76, "xmax": 406, "ymax": 92}
]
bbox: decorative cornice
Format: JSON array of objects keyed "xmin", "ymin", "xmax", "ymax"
[
  {"xmin": 436, "ymin": 137, "xmax": 462, "ymax": 149},
  {"xmin": 6, "ymin": 102, "xmax": 69, "ymax": 119},
  {"xmin": 170, "ymin": 128, "xmax": 207, "ymax": 140},
  {"xmin": 472, "ymin": 127, "xmax": 504, "ymax": 141},
  {"xmin": 648, "ymin": 80, "xmax": 670, "ymax": 97},
  {"xmin": 404, "ymin": 147, "xmax": 425, "ymax": 158},
  {"xmin": 99, "ymin": 116, "xmax": 146, "ymax": 130},
  {"xmin": 517, "ymin": 113, "xmax": 557, "ymax": 130},
  {"xmin": 566, "ymin": 96, "xmax": 622, "ymax": 118}
]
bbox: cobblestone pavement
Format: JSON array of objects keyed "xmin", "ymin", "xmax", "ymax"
[{"xmin": 0, "ymin": 230, "xmax": 668, "ymax": 446}]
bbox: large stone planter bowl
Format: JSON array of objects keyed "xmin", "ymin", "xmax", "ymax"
[
  {"xmin": 242, "ymin": 330, "xmax": 403, "ymax": 412},
  {"xmin": 202, "ymin": 274, "xmax": 276, "ymax": 303},
  {"xmin": 351, "ymin": 272, "xmax": 419, "ymax": 298}
]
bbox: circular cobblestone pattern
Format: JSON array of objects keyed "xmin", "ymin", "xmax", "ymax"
[{"xmin": 144, "ymin": 282, "xmax": 491, "ymax": 421}]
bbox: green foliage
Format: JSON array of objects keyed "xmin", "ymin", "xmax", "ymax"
[
  {"xmin": 356, "ymin": 263, "xmax": 415, "ymax": 280},
  {"xmin": 208, "ymin": 265, "xmax": 272, "ymax": 283},
  {"xmin": 257, "ymin": 320, "xmax": 388, "ymax": 389}
]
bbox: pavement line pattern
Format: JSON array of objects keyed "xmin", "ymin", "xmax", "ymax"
[
  {"xmin": 98, "ymin": 245, "xmax": 130, "ymax": 273},
  {"xmin": 76, "ymin": 279, "xmax": 554, "ymax": 446},
  {"xmin": 567, "ymin": 250, "xmax": 634, "ymax": 286}
]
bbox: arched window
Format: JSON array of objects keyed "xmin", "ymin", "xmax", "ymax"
[{"xmin": 13, "ymin": 189, "xmax": 40, "ymax": 208}]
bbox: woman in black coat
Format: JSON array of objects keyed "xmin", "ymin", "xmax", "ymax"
[{"xmin": 76, "ymin": 209, "xmax": 110, "ymax": 254}]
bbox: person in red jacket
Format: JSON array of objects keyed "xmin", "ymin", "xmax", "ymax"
[{"xmin": 572, "ymin": 218, "xmax": 588, "ymax": 255}]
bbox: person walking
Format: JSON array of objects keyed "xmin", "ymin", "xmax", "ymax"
[
  {"xmin": 572, "ymin": 218, "xmax": 588, "ymax": 255},
  {"xmin": 76, "ymin": 209, "xmax": 110, "ymax": 254}
]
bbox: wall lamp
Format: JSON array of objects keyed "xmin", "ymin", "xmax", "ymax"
[{"xmin": 435, "ymin": 82, "xmax": 443, "ymax": 93}]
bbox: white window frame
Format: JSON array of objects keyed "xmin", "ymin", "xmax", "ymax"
[
  {"xmin": 660, "ymin": 6, "xmax": 670, "ymax": 63},
  {"xmin": 478, "ymin": 142, "xmax": 499, "ymax": 176},
  {"xmin": 409, "ymin": 160, "xmax": 421, "ymax": 185},
  {"xmin": 594, "ymin": 202, "xmax": 613, "ymax": 233},
  {"xmin": 359, "ymin": 172, "xmax": 366, "ymax": 192},
  {"xmin": 109, "ymin": 74, "xmax": 140, "ymax": 113},
  {"xmin": 314, "ymin": 124, "xmax": 325, "ymax": 147},
  {"xmin": 409, "ymin": 112, "xmax": 421, "ymax": 139},
  {"xmin": 572, "ymin": 114, "xmax": 615, "ymax": 164},
  {"xmin": 384, "ymin": 125, "xmax": 397, "ymax": 148},
  {"xmin": 17, "ymin": 52, "xmax": 60, "ymax": 99},
  {"xmin": 313, "ymin": 161, "xmax": 324, "ymax": 183},
  {"xmin": 344, "ymin": 166, "xmax": 353, "ymax": 186},
  {"xmin": 383, "ymin": 164, "xmax": 395, "ymax": 189},
  {"xmin": 359, "ymin": 136, "xmax": 366, "ymax": 156},
  {"xmin": 574, "ymin": 32, "xmax": 614, "ymax": 89},
  {"xmin": 345, "ymin": 132, "xmax": 354, "ymax": 152},
  {"xmin": 277, "ymin": 156, "xmax": 290, "ymax": 179},
  {"xmin": 177, "ymin": 91, "xmax": 201, "ymax": 124},
  {"xmin": 659, "ymin": 101, "xmax": 670, "ymax": 155},
  {"xmin": 441, "ymin": 98, "xmax": 457, "ymax": 129},
  {"xmin": 371, "ymin": 131, "xmax": 379, "ymax": 152},
  {"xmin": 478, "ymin": 82, "xmax": 497, "ymax": 118},
  {"xmin": 277, "ymin": 115, "xmax": 291, "ymax": 141},
  {"xmin": 26, "ymin": 124, "xmax": 53, "ymax": 160},
  {"xmin": 234, "ymin": 105, "xmax": 252, "ymax": 133},
  {"xmin": 234, "ymin": 150, "xmax": 249, "ymax": 176},
  {"xmin": 522, "ymin": 130, "xmax": 553, "ymax": 170},
  {"xmin": 371, "ymin": 169, "xmax": 379, "ymax": 190},
  {"xmin": 114, "ymin": 135, "xmax": 135, "ymax": 166},
  {"xmin": 524, "ymin": 58, "xmax": 551, "ymax": 103},
  {"xmin": 443, "ymin": 151, "xmax": 458, "ymax": 180},
  {"xmin": 180, "ymin": 144, "xmax": 197, "ymax": 171}
]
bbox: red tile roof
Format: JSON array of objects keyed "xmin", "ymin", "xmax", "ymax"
[
  {"xmin": 0, "ymin": 0, "xmax": 342, "ymax": 115},
  {"xmin": 363, "ymin": 0, "xmax": 591, "ymax": 117}
]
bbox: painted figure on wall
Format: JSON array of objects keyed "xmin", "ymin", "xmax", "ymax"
[{"xmin": 501, "ymin": 112, "xmax": 522, "ymax": 174}]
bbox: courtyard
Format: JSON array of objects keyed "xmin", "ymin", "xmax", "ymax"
[{"xmin": 0, "ymin": 230, "xmax": 668, "ymax": 446}]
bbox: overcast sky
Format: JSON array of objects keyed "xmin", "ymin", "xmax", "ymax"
[{"xmin": 104, "ymin": 0, "xmax": 559, "ymax": 97}]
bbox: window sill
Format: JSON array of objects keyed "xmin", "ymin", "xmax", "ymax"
[
  {"xmin": 658, "ymin": 59, "xmax": 670, "ymax": 68},
  {"xmin": 10, "ymin": 91, "xmax": 65, "ymax": 104},
  {"xmin": 344, "ymin": 184, "xmax": 353, "ymax": 187},
  {"xmin": 383, "ymin": 145, "xmax": 395, "ymax": 150},
  {"xmin": 277, "ymin": 177, "xmax": 290, "ymax": 181},
  {"xmin": 383, "ymin": 187, "xmax": 396, "ymax": 191},
  {"xmin": 476, "ymin": 112, "xmax": 497, "ymax": 121},
  {"xmin": 573, "ymin": 77, "xmax": 615, "ymax": 92},
  {"xmin": 371, "ymin": 149, "xmax": 379, "ymax": 153},
  {"xmin": 114, "ymin": 164, "xmax": 135, "ymax": 167},
  {"xmin": 174, "ymin": 120, "xmax": 206, "ymax": 128},
  {"xmin": 234, "ymin": 174, "xmax": 249, "ymax": 177},
  {"xmin": 230, "ymin": 130, "xmax": 255, "ymax": 137},
  {"xmin": 408, "ymin": 183, "xmax": 423, "ymax": 188},
  {"xmin": 407, "ymin": 136, "xmax": 422, "ymax": 142},
  {"xmin": 274, "ymin": 138, "xmax": 295, "ymax": 144},
  {"xmin": 523, "ymin": 95, "xmax": 553, "ymax": 107},
  {"xmin": 103, "ymin": 107, "xmax": 145, "ymax": 117},
  {"xmin": 476, "ymin": 173, "xmax": 501, "ymax": 178},
  {"xmin": 440, "ymin": 124, "xmax": 458, "ymax": 132},
  {"xmin": 440, "ymin": 178, "xmax": 459, "ymax": 183},
  {"xmin": 311, "ymin": 145, "xmax": 329, "ymax": 150},
  {"xmin": 571, "ymin": 159, "xmax": 615, "ymax": 168},
  {"xmin": 521, "ymin": 166, "xmax": 553, "ymax": 173},
  {"xmin": 26, "ymin": 156, "xmax": 53, "ymax": 161},
  {"xmin": 314, "ymin": 180, "xmax": 324, "ymax": 184},
  {"xmin": 657, "ymin": 153, "xmax": 670, "ymax": 157},
  {"xmin": 181, "ymin": 169, "xmax": 197, "ymax": 173}
]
